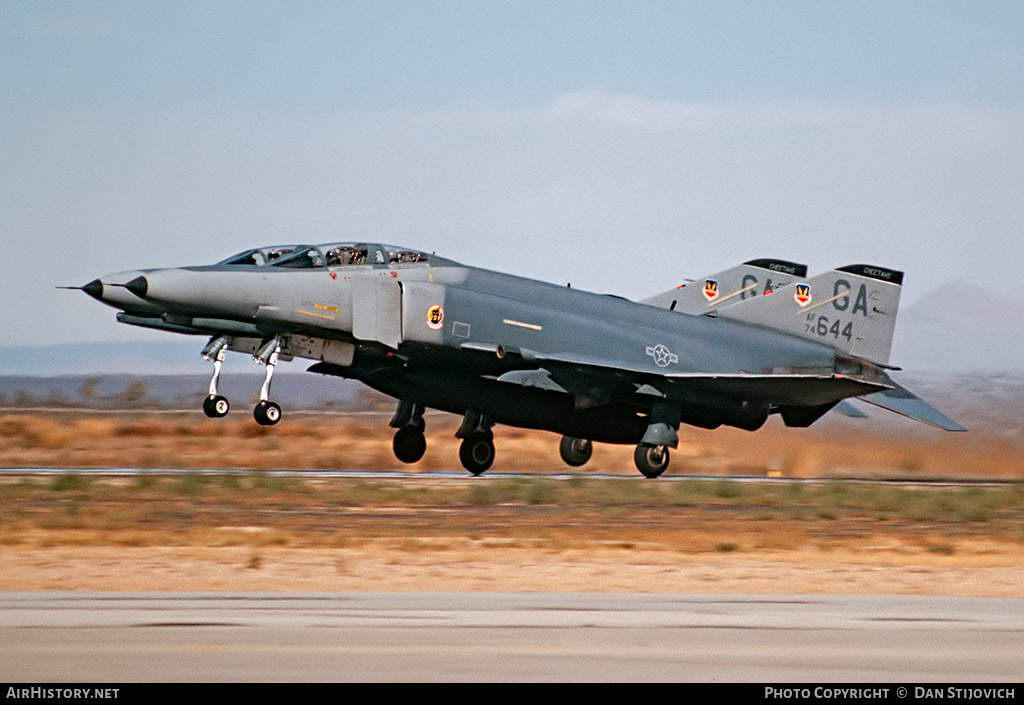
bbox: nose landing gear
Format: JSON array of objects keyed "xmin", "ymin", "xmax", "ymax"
[
  {"xmin": 202, "ymin": 336, "xmax": 231, "ymax": 418},
  {"xmin": 252, "ymin": 338, "xmax": 282, "ymax": 426},
  {"xmin": 199, "ymin": 335, "xmax": 286, "ymax": 425}
]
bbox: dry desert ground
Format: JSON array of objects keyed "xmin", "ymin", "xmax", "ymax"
[{"xmin": 1, "ymin": 411, "xmax": 1022, "ymax": 596}]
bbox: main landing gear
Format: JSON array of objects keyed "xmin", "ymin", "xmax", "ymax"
[
  {"xmin": 393, "ymin": 427, "xmax": 427, "ymax": 463},
  {"xmin": 634, "ymin": 443, "xmax": 669, "ymax": 479},
  {"xmin": 458, "ymin": 433, "xmax": 495, "ymax": 476},
  {"xmin": 560, "ymin": 436, "xmax": 668, "ymax": 477},
  {"xmin": 389, "ymin": 403, "xmax": 496, "ymax": 474},
  {"xmin": 559, "ymin": 436, "xmax": 593, "ymax": 467},
  {"xmin": 199, "ymin": 335, "xmax": 284, "ymax": 426},
  {"xmin": 632, "ymin": 404, "xmax": 678, "ymax": 478},
  {"xmin": 390, "ymin": 401, "xmax": 426, "ymax": 464},
  {"xmin": 456, "ymin": 411, "xmax": 495, "ymax": 476},
  {"xmin": 387, "ymin": 403, "xmax": 671, "ymax": 478}
]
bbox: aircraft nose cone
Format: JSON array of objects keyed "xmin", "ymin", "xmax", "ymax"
[
  {"xmin": 124, "ymin": 275, "xmax": 149, "ymax": 299},
  {"xmin": 81, "ymin": 279, "xmax": 104, "ymax": 301}
]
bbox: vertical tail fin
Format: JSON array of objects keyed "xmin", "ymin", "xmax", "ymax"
[
  {"xmin": 641, "ymin": 259, "xmax": 807, "ymax": 314},
  {"xmin": 715, "ymin": 264, "xmax": 904, "ymax": 367}
]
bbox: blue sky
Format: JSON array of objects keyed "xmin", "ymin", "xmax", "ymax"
[{"xmin": 3, "ymin": 1, "xmax": 1024, "ymax": 346}]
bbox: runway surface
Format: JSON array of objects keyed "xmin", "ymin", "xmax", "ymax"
[
  {"xmin": 2, "ymin": 592, "xmax": 1021, "ymax": 681},
  {"xmin": 2, "ymin": 466, "xmax": 1015, "ymax": 486}
]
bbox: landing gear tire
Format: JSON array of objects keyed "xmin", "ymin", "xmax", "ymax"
[
  {"xmin": 559, "ymin": 436, "xmax": 593, "ymax": 467},
  {"xmin": 459, "ymin": 434, "xmax": 495, "ymax": 476},
  {"xmin": 253, "ymin": 400, "xmax": 282, "ymax": 426},
  {"xmin": 634, "ymin": 443, "xmax": 669, "ymax": 478},
  {"xmin": 393, "ymin": 428, "xmax": 427, "ymax": 464},
  {"xmin": 203, "ymin": 395, "xmax": 230, "ymax": 418}
]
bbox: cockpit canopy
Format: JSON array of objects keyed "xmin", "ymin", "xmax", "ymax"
[
  {"xmin": 217, "ymin": 245, "xmax": 307, "ymax": 266},
  {"xmin": 270, "ymin": 243, "xmax": 436, "ymax": 269}
]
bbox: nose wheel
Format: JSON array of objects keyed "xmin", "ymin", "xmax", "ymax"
[
  {"xmin": 203, "ymin": 395, "xmax": 230, "ymax": 418},
  {"xmin": 254, "ymin": 400, "xmax": 282, "ymax": 426}
]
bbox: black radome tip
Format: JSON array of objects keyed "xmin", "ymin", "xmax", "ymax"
[
  {"xmin": 82, "ymin": 279, "xmax": 104, "ymax": 300},
  {"xmin": 124, "ymin": 275, "xmax": 149, "ymax": 299}
]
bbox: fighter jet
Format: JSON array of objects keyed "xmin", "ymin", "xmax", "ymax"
[{"xmin": 77, "ymin": 242, "xmax": 963, "ymax": 477}]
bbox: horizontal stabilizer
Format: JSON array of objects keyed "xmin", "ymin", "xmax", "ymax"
[{"xmin": 858, "ymin": 382, "xmax": 966, "ymax": 431}]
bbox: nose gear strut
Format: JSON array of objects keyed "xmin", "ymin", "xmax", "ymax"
[
  {"xmin": 201, "ymin": 336, "xmax": 230, "ymax": 418},
  {"xmin": 253, "ymin": 337, "xmax": 282, "ymax": 425}
]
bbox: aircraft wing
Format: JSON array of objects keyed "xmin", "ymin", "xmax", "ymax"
[
  {"xmin": 524, "ymin": 348, "xmax": 959, "ymax": 431},
  {"xmin": 522, "ymin": 349, "xmax": 890, "ymax": 406},
  {"xmin": 660, "ymin": 373, "xmax": 890, "ymax": 406}
]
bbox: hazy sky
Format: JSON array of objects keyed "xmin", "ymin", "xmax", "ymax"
[{"xmin": 3, "ymin": 1, "xmax": 1023, "ymax": 346}]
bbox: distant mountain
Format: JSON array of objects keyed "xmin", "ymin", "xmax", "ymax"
[
  {"xmin": 0, "ymin": 373, "xmax": 367, "ymax": 410},
  {"xmin": 1, "ymin": 341, "xmax": 212, "ymax": 377},
  {"xmin": 0, "ymin": 340, "xmax": 373, "ymax": 409},
  {"xmin": 891, "ymin": 281, "xmax": 1024, "ymax": 372}
]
